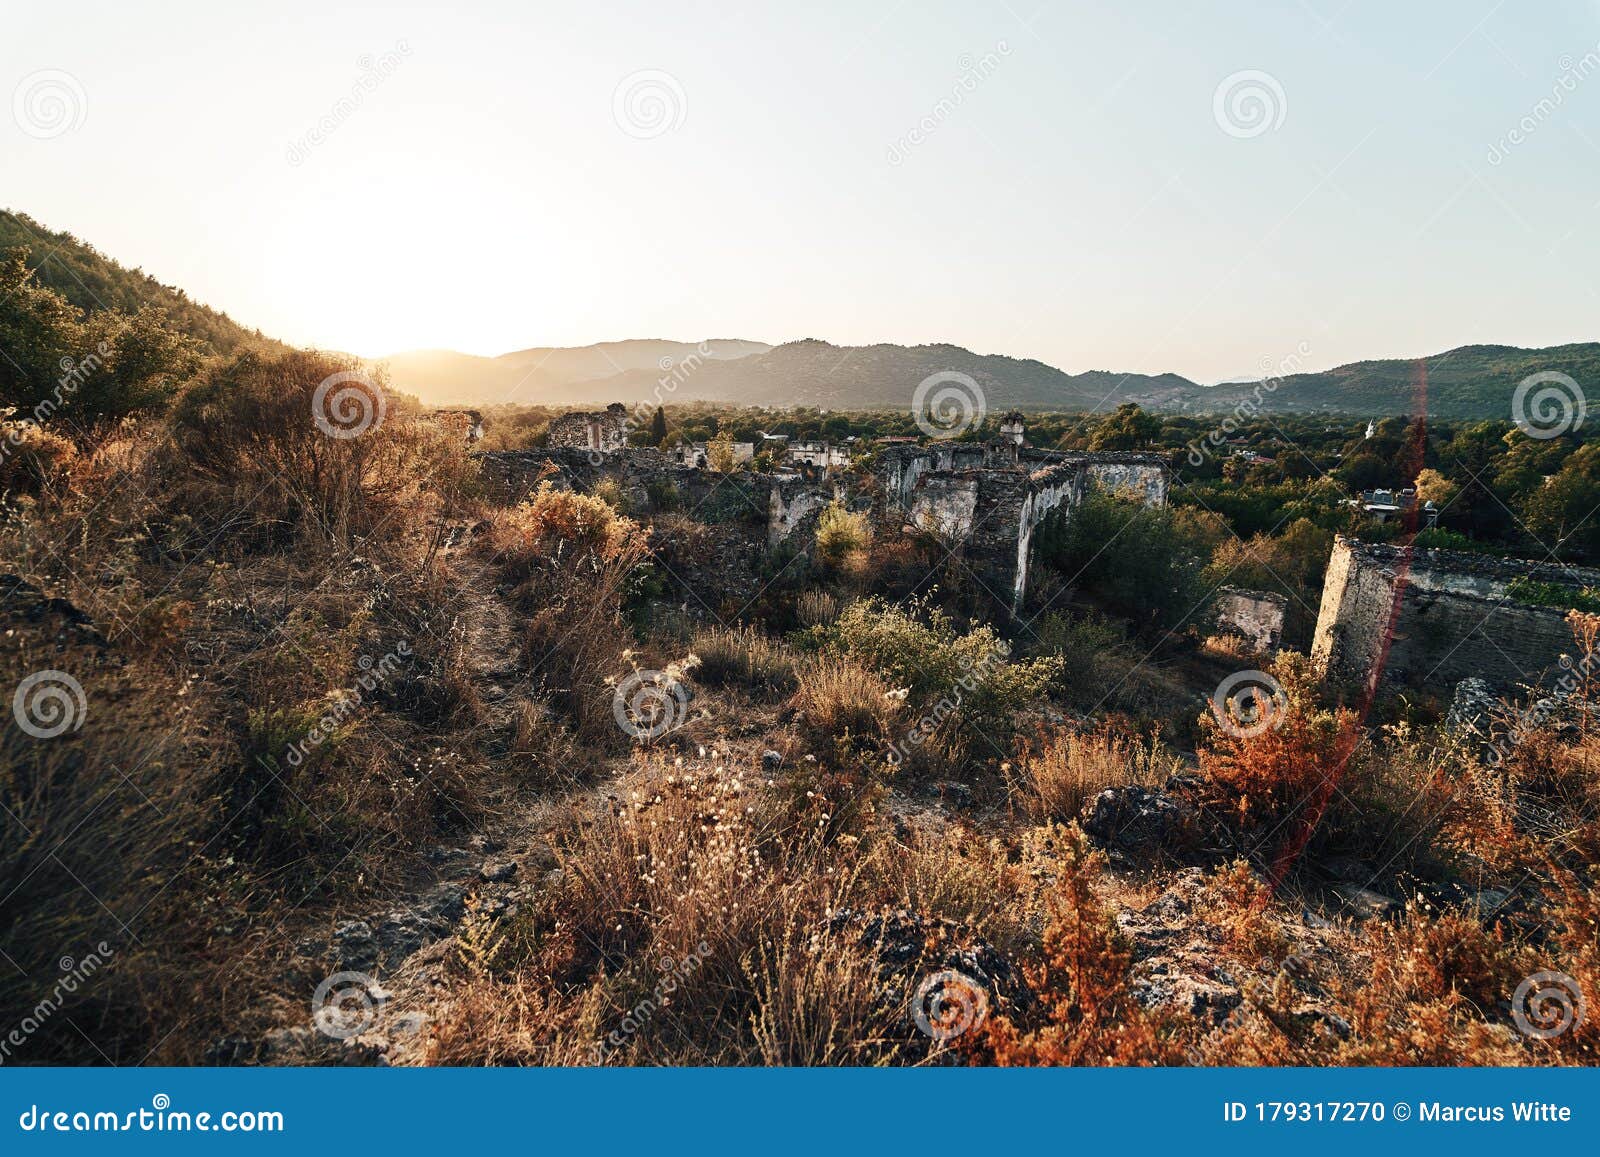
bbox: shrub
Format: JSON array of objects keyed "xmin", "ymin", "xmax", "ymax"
[
  {"xmin": 169, "ymin": 349, "xmax": 474, "ymax": 549},
  {"xmin": 804, "ymin": 596, "xmax": 1061, "ymax": 755},
  {"xmin": 481, "ymin": 483, "xmax": 650, "ymax": 740},
  {"xmin": 813, "ymin": 501, "xmax": 872, "ymax": 572},
  {"xmin": 792, "ymin": 658, "xmax": 902, "ymax": 746},
  {"xmin": 690, "ymin": 625, "xmax": 796, "ymax": 694},
  {"xmin": 0, "ymin": 249, "xmax": 204, "ymax": 423},
  {"xmin": 981, "ymin": 828, "xmax": 1183, "ymax": 1064},
  {"xmin": 796, "ymin": 589, "xmax": 840, "ymax": 627},
  {"xmin": 1019, "ymin": 727, "xmax": 1179, "ymax": 822},
  {"xmin": 1197, "ymin": 653, "xmax": 1356, "ymax": 830},
  {"xmin": 0, "ymin": 409, "xmax": 78, "ymax": 496},
  {"xmin": 1035, "ymin": 489, "xmax": 1227, "ymax": 632}
]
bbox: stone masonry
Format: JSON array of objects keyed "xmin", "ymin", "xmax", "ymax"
[
  {"xmin": 477, "ymin": 427, "xmax": 1169, "ymax": 615},
  {"xmin": 1311, "ymin": 536, "xmax": 1600, "ymax": 694}
]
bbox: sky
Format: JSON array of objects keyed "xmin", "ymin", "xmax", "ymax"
[{"xmin": 3, "ymin": 0, "xmax": 1599, "ymax": 383}]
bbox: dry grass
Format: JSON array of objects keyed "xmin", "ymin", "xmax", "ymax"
[
  {"xmin": 1018, "ymin": 727, "xmax": 1180, "ymax": 822},
  {"xmin": 690, "ymin": 625, "xmax": 796, "ymax": 694}
]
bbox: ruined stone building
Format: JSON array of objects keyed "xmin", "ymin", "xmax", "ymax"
[
  {"xmin": 672, "ymin": 441, "xmax": 756, "ymax": 468},
  {"xmin": 547, "ymin": 403, "xmax": 629, "ymax": 452},
  {"xmin": 428, "ymin": 409, "xmax": 484, "ymax": 443},
  {"xmin": 478, "ymin": 406, "xmax": 1170, "ymax": 615},
  {"xmin": 1311, "ymin": 536, "xmax": 1600, "ymax": 694},
  {"xmin": 1215, "ymin": 587, "xmax": 1288, "ymax": 653}
]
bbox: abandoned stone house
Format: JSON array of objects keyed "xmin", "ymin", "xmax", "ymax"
[
  {"xmin": 672, "ymin": 440, "xmax": 756, "ymax": 468},
  {"xmin": 1215, "ymin": 587, "xmax": 1288, "ymax": 653},
  {"xmin": 547, "ymin": 403, "xmax": 629, "ymax": 452},
  {"xmin": 477, "ymin": 407, "xmax": 1170, "ymax": 614}
]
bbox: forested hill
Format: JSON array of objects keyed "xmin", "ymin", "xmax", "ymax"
[
  {"xmin": 0, "ymin": 210, "xmax": 275, "ymax": 357},
  {"xmin": 1179, "ymin": 343, "xmax": 1600, "ymax": 419}
]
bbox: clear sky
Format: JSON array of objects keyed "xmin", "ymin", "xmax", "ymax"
[{"xmin": 4, "ymin": 0, "xmax": 1599, "ymax": 382}]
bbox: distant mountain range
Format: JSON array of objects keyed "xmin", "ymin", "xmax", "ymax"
[
  {"xmin": 373, "ymin": 335, "xmax": 1600, "ymax": 421},
  {"xmin": 6, "ymin": 207, "xmax": 1594, "ymax": 420}
]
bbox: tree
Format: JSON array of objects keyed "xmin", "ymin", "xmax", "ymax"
[
  {"xmin": 650, "ymin": 405, "xmax": 667, "ymax": 446},
  {"xmin": 0, "ymin": 248, "xmax": 202, "ymax": 426},
  {"xmin": 1413, "ymin": 468, "xmax": 1459, "ymax": 509},
  {"xmin": 1036, "ymin": 490, "xmax": 1227, "ymax": 632},
  {"xmin": 1088, "ymin": 403, "xmax": 1159, "ymax": 451},
  {"xmin": 707, "ymin": 429, "xmax": 737, "ymax": 472}
]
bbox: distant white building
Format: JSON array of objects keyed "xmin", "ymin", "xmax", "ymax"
[
  {"xmin": 787, "ymin": 441, "xmax": 852, "ymax": 468},
  {"xmin": 673, "ymin": 441, "xmax": 755, "ymax": 468}
]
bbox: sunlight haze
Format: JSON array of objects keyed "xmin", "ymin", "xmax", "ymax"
[{"xmin": 4, "ymin": 0, "xmax": 1599, "ymax": 381}]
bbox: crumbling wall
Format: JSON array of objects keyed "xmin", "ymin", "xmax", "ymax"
[
  {"xmin": 907, "ymin": 474, "xmax": 980, "ymax": 541},
  {"xmin": 1215, "ymin": 587, "xmax": 1287, "ymax": 653},
  {"xmin": 1311, "ymin": 537, "xmax": 1600, "ymax": 693},
  {"xmin": 769, "ymin": 479, "xmax": 836, "ymax": 547},
  {"xmin": 476, "ymin": 444, "xmax": 1169, "ymax": 614},
  {"xmin": 547, "ymin": 404, "xmax": 629, "ymax": 451}
]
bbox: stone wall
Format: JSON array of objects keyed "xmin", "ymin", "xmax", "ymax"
[
  {"xmin": 1310, "ymin": 536, "xmax": 1600, "ymax": 694},
  {"xmin": 1215, "ymin": 587, "xmax": 1288, "ymax": 653},
  {"xmin": 476, "ymin": 444, "xmax": 1169, "ymax": 614},
  {"xmin": 547, "ymin": 404, "xmax": 629, "ymax": 451}
]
